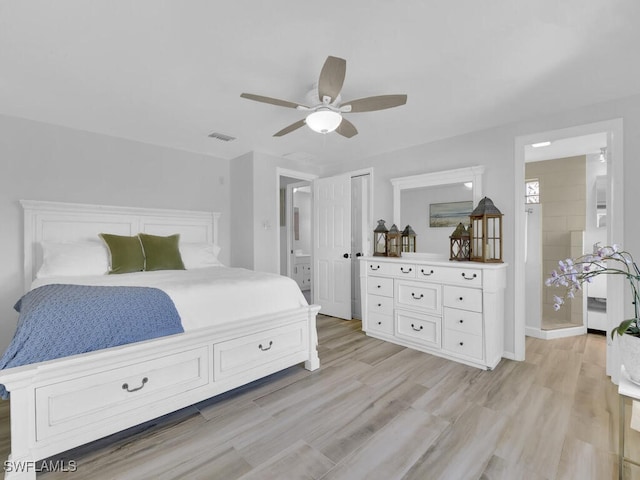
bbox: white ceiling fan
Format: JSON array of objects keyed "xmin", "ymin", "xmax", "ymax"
[{"xmin": 240, "ymin": 56, "xmax": 407, "ymax": 138}]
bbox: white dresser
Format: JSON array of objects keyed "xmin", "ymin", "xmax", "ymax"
[
  {"xmin": 293, "ymin": 254, "xmax": 311, "ymax": 291},
  {"xmin": 360, "ymin": 256, "xmax": 507, "ymax": 370}
]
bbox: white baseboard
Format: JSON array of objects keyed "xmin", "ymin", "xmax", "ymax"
[{"xmin": 526, "ymin": 325, "xmax": 587, "ymax": 340}]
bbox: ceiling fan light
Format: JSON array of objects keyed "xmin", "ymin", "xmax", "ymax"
[{"xmin": 305, "ymin": 110, "xmax": 342, "ymax": 134}]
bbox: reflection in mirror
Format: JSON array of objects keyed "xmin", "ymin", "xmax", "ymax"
[
  {"xmin": 401, "ymin": 183, "xmax": 473, "ymax": 255},
  {"xmin": 391, "ymin": 166, "xmax": 485, "ymax": 257}
]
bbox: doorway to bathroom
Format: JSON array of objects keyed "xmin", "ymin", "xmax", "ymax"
[
  {"xmin": 513, "ymin": 118, "xmax": 624, "ymax": 380},
  {"xmin": 523, "ymin": 134, "xmax": 608, "ymax": 335}
]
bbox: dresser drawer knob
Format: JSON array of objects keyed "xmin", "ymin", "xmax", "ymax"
[
  {"xmin": 401, "ymin": 267, "xmax": 412, "ymax": 274},
  {"xmin": 258, "ymin": 341, "xmax": 273, "ymax": 351},
  {"xmin": 411, "ymin": 323, "xmax": 424, "ymax": 331},
  {"xmin": 459, "ymin": 342, "xmax": 464, "ymax": 346},
  {"xmin": 377, "ymin": 321, "xmax": 382, "ymax": 325},
  {"xmin": 462, "ymin": 272, "xmax": 477, "ymax": 280},
  {"xmin": 421, "ymin": 269, "xmax": 434, "ymax": 276},
  {"xmin": 458, "ymin": 297, "xmax": 464, "ymax": 301},
  {"xmin": 122, "ymin": 377, "xmax": 148, "ymax": 393},
  {"xmin": 411, "ymin": 293, "xmax": 424, "ymax": 300},
  {"xmin": 459, "ymin": 319, "xmax": 464, "ymax": 324},
  {"xmin": 377, "ymin": 303, "xmax": 382, "ymax": 307}
]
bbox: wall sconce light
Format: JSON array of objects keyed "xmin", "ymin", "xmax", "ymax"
[{"xmin": 599, "ymin": 147, "xmax": 607, "ymax": 163}]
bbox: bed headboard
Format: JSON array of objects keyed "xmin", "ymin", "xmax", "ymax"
[{"xmin": 21, "ymin": 200, "xmax": 221, "ymax": 292}]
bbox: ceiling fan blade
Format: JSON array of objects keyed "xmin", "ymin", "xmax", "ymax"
[
  {"xmin": 240, "ymin": 93, "xmax": 305, "ymax": 109},
  {"xmin": 342, "ymin": 94, "xmax": 407, "ymax": 113},
  {"xmin": 318, "ymin": 56, "xmax": 346, "ymax": 103},
  {"xmin": 273, "ymin": 119, "xmax": 306, "ymax": 137},
  {"xmin": 335, "ymin": 118, "xmax": 358, "ymax": 138}
]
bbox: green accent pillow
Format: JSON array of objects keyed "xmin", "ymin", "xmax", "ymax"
[
  {"xmin": 99, "ymin": 233, "xmax": 145, "ymax": 274},
  {"xmin": 138, "ymin": 233, "xmax": 185, "ymax": 271}
]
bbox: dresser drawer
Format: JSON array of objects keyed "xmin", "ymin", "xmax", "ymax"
[
  {"xmin": 367, "ymin": 294, "xmax": 394, "ymax": 315},
  {"xmin": 367, "ymin": 312, "xmax": 394, "ymax": 336},
  {"xmin": 367, "ymin": 276, "xmax": 394, "ymax": 297},
  {"xmin": 396, "ymin": 280, "xmax": 441, "ymax": 315},
  {"xmin": 35, "ymin": 346, "xmax": 209, "ymax": 441},
  {"xmin": 443, "ymin": 285, "xmax": 482, "ymax": 312},
  {"xmin": 395, "ymin": 310, "xmax": 441, "ymax": 349},
  {"xmin": 439, "ymin": 267, "xmax": 483, "ymax": 287},
  {"xmin": 214, "ymin": 322, "xmax": 307, "ymax": 380},
  {"xmin": 443, "ymin": 329, "xmax": 483, "ymax": 360},
  {"xmin": 443, "ymin": 307, "xmax": 483, "ymax": 336},
  {"xmin": 367, "ymin": 261, "xmax": 416, "ymax": 278}
]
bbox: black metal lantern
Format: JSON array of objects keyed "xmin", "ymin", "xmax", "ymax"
[
  {"xmin": 373, "ymin": 219, "xmax": 389, "ymax": 256},
  {"xmin": 387, "ymin": 224, "xmax": 402, "ymax": 257},
  {"xmin": 402, "ymin": 225, "xmax": 417, "ymax": 253},
  {"xmin": 469, "ymin": 197, "xmax": 503, "ymax": 263},
  {"xmin": 449, "ymin": 223, "xmax": 471, "ymax": 261}
]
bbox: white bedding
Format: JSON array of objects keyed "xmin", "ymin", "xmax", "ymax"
[{"xmin": 31, "ymin": 267, "xmax": 308, "ymax": 331}]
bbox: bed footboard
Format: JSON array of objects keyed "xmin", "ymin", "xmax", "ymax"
[{"xmin": 1, "ymin": 305, "xmax": 320, "ymax": 480}]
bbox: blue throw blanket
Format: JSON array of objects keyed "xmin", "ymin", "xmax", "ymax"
[{"xmin": 0, "ymin": 284, "xmax": 184, "ymax": 399}]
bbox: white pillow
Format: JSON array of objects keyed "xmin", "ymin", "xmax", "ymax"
[
  {"xmin": 179, "ymin": 243, "xmax": 223, "ymax": 269},
  {"xmin": 36, "ymin": 241, "xmax": 110, "ymax": 278}
]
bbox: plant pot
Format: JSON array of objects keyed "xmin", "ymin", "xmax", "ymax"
[{"xmin": 620, "ymin": 333, "xmax": 640, "ymax": 384}]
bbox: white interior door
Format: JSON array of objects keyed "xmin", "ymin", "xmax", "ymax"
[{"xmin": 313, "ymin": 173, "xmax": 351, "ymax": 319}]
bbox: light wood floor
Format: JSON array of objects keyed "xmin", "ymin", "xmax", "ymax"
[{"xmin": 2, "ymin": 315, "xmax": 640, "ymax": 479}]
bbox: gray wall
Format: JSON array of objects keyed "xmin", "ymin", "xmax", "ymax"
[
  {"xmin": 321, "ymin": 92, "xmax": 640, "ymax": 358},
  {"xmin": 0, "ymin": 114, "xmax": 231, "ymax": 353}
]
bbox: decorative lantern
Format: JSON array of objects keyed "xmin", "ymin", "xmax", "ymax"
[
  {"xmin": 449, "ymin": 223, "xmax": 471, "ymax": 261},
  {"xmin": 373, "ymin": 219, "xmax": 389, "ymax": 256},
  {"xmin": 387, "ymin": 224, "xmax": 402, "ymax": 257},
  {"xmin": 469, "ymin": 197, "xmax": 503, "ymax": 263},
  {"xmin": 402, "ymin": 225, "xmax": 417, "ymax": 253}
]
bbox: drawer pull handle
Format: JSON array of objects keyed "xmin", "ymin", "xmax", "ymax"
[
  {"xmin": 259, "ymin": 341, "xmax": 273, "ymax": 351},
  {"xmin": 411, "ymin": 293, "xmax": 424, "ymax": 300},
  {"xmin": 459, "ymin": 319, "xmax": 464, "ymax": 324},
  {"xmin": 377, "ymin": 285, "xmax": 382, "ymax": 289},
  {"xmin": 458, "ymin": 297, "xmax": 464, "ymax": 301},
  {"xmin": 401, "ymin": 267, "xmax": 412, "ymax": 273},
  {"xmin": 459, "ymin": 342, "xmax": 464, "ymax": 346},
  {"xmin": 370, "ymin": 265, "xmax": 380, "ymax": 271},
  {"xmin": 462, "ymin": 272, "xmax": 477, "ymax": 280},
  {"xmin": 411, "ymin": 323, "xmax": 423, "ymax": 331},
  {"xmin": 421, "ymin": 269, "xmax": 434, "ymax": 276},
  {"xmin": 122, "ymin": 377, "xmax": 148, "ymax": 393},
  {"xmin": 377, "ymin": 303, "xmax": 382, "ymax": 307},
  {"xmin": 377, "ymin": 321, "xmax": 382, "ymax": 325}
]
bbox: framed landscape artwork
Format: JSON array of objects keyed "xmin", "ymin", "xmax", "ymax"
[{"xmin": 429, "ymin": 201, "xmax": 473, "ymax": 227}]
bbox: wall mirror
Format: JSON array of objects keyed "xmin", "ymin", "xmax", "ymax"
[{"xmin": 390, "ymin": 166, "xmax": 485, "ymax": 255}]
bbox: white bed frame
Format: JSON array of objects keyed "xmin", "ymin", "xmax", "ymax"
[{"xmin": 1, "ymin": 200, "xmax": 320, "ymax": 480}]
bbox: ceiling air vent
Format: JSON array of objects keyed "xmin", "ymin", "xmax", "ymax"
[{"xmin": 208, "ymin": 132, "xmax": 236, "ymax": 142}]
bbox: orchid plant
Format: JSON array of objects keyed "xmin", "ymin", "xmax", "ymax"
[{"xmin": 545, "ymin": 245, "xmax": 640, "ymax": 339}]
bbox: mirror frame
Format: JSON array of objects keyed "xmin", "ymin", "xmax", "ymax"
[{"xmin": 390, "ymin": 165, "xmax": 485, "ymax": 226}]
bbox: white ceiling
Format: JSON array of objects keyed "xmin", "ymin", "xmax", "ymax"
[
  {"xmin": 524, "ymin": 132, "xmax": 607, "ymax": 162},
  {"xmin": 2, "ymin": 1, "xmax": 639, "ymax": 166}
]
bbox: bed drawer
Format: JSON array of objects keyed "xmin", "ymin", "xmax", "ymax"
[
  {"xmin": 35, "ymin": 346, "xmax": 209, "ymax": 441},
  {"xmin": 214, "ymin": 322, "xmax": 308, "ymax": 380}
]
